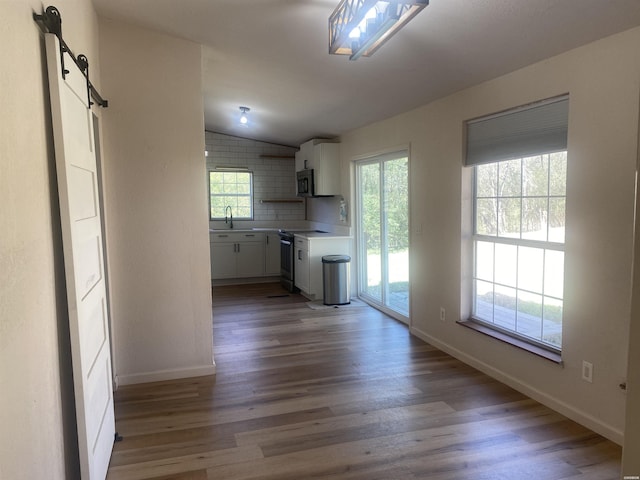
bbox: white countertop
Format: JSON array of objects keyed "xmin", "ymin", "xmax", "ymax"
[
  {"xmin": 209, "ymin": 228, "xmax": 278, "ymax": 233},
  {"xmin": 208, "ymin": 228, "xmax": 351, "ymax": 239},
  {"xmin": 293, "ymin": 232, "xmax": 352, "ymax": 240}
]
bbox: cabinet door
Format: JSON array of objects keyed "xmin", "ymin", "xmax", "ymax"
[
  {"xmin": 265, "ymin": 233, "xmax": 281, "ymax": 275},
  {"xmin": 236, "ymin": 242, "xmax": 265, "ymax": 277},
  {"xmin": 295, "ymin": 247, "xmax": 310, "ymax": 293},
  {"xmin": 211, "ymin": 242, "xmax": 237, "ymax": 279},
  {"xmin": 307, "ymin": 237, "xmax": 351, "ymax": 298},
  {"xmin": 296, "ymin": 140, "xmax": 314, "ymax": 171},
  {"xmin": 314, "ymin": 143, "xmax": 340, "ymax": 195}
]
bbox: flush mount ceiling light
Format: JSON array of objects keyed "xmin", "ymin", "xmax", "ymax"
[
  {"xmin": 239, "ymin": 106, "xmax": 250, "ymax": 125},
  {"xmin": 329, "ymin": 0, "xmax": 429, "ymax": 60}
]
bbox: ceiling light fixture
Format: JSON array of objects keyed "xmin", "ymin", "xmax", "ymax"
[
  {"xmin": 239, "ymin": 106, "xmax": 250, "ymax": 125},
  {"xmin": 329, "ymin": 0, "xmax": 429, "ymax": 60}
]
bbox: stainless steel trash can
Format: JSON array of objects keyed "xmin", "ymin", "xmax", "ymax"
[{"xmin": 322, "ymin": 255, "xmax": 351, "ymax": 305}]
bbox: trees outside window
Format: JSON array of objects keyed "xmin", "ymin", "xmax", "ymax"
[
  {"xmin": 473, "ymin": 152, "xmax": 566, "ymax": 350},
  {"xmin": 357, "ymin": 152, "xmax": 409, "ymax": 320},
  {"xmin": 209, "ymin": 171, "xmax": 253, "ymax": 220}
]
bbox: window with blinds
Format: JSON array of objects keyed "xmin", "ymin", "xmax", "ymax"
[{"xmin": 465, "ymin": 95, "xmax": 569, "ymax": 352}]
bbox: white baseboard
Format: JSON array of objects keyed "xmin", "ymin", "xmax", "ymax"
[
  {"xmin": 410, "ymin": 326, "xmax": 624, "ymax": 445},
  {"xmin": 212, "ymin": 276, "xmax": 279, "ymax": 286},
  {"xmin": 115, "ymin": 364, "xmax": 216, "ymax": 387}
]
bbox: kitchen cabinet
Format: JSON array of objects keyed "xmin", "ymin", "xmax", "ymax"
[
  {"xmin": 265, "ymin": 232, "xmax": 281, "ymax": 275},
  {"xmin": 210, "ymin": 232, "xmax": 265, "ymax": 279},
  {"xmin": 295, "ymin": 139, "xmax": 341, "ymax": 196},
  {"xmin": 295, "ymin": 141, "xmax": 313, "ymax": 172},
  {"xmin": 210, "ymin": 242, "xmax": 237, "ymax": 278},
  {"xmin": 294, "ymin": 234, "xmax": 351, "ymax": 300},
  {"xmin": 236, "ymin": 241, "xmax": 264, "ymax": 277},
  {"xmin": 294, "ymin": 237, "xmax": 310, "ymax": 293}
]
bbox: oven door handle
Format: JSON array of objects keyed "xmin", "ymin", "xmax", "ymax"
[{"xmin": 280, "ymin": 239, "xmax": 292, "ymax": 246}]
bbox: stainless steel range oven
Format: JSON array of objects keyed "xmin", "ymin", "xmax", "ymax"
[{"xmin": 278, "ymin": 230, "xmax": 296, "ymax": 292}]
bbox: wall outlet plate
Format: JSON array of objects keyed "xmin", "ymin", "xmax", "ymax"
[{"xmin": 440, "ymin": 307, "xmax": 446, "ymax": 321}]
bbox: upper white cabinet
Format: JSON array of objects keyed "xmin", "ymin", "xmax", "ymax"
[
  {"xmin": 295, "ymin": 140, "xmax": 313, "ymax": 172},
  {"xmin": 295, "ymin": 139, "xmax": 341, "ymax": 196}
]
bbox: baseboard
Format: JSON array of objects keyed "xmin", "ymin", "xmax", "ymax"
[
  {"xmin": 115, "ymin": 364, "xmax": 216, "ymax": 387},
  {"xmin": 212, "ymin": 276, "xmax": 279, "ymax": 286},
  {"xmin": 410, "ymin": 326, "xmax": 624, "ymax": 445}
]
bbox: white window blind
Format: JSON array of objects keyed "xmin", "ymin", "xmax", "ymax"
[{"xmin": 465, "ymin": 95, "xmax": 569, "ymax": 166}]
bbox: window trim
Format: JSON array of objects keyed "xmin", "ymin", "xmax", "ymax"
[
  {"xmin": 208, "ymin": 169, "xmax": 254, "ymax": 221},
  {"xmin": 458, "ymin": 318, "xmax": 563, "ymax": 364}
]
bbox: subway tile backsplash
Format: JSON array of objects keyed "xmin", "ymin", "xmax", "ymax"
[{"xmin": 205, "ymin": 132, "xmax": 304, "ymax": 224}]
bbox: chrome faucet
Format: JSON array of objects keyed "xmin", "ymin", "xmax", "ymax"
[{"xmin": 224, "ymin": 206, "xmax": 233, "ymax": 229}]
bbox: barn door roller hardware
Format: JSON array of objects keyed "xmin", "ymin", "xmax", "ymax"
[{"xmin": 33, "ymin": 5, "xmax": 108, "ymax": 108}]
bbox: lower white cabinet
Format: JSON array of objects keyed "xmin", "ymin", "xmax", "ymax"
[
  {"xmin": 210, "ymin": 231, "xmax": 349, "ymax": 291},
  {"xmin": 294, "ymin": 235, "xmax": 351, "ymax": 300},
  {"xmin": 210, "ymin": 242, "xmax": 237, "ymax": 278},
  {"xmin": 235, "ymin": 241, "xmax": 265, "ymax": 277},
  {"xmin": 294, "ymin": 238, "xmax": 310, "ymax": 293},
  {"xmin": 210, "ymin": 232, "xmax": 265, "ymax": 279}
]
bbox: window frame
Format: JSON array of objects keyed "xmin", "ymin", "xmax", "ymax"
[
  {"xmin": 208, "ymin": 169, "xmax": 254, "ymax": 221},
  {"xmin": 470, "ymin": 152, "xmax": 566, "ymax": 355}
]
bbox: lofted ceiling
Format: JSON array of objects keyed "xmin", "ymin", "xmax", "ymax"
[{"xmin": 93, "ymin": 0, "xmax": 640, "ymax": 147}]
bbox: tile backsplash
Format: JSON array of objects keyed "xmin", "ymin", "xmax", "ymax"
[{"xmin": 205, "ymin": 132, "xmax": 304, "ymax": 225}]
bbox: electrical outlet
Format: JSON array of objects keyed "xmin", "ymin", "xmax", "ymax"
[
  {"xmin": 582, "ymin": 361, "xmax": 593, "ymax": 383},
  {"xmin": 440, "ymin": 307, "xmax": 446, "ymax": 321}
]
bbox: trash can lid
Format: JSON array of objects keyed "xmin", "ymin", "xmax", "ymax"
[{"xmin": 322, "ymin": 255, "xmax": 351, "ymax": 263}]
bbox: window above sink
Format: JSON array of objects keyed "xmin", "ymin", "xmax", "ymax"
[{"xmin": 208, "ymin": 170, "xmax": 253, "ymax": 220}]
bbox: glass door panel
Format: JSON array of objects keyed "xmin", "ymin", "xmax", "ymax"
[
  {"xmin": 360, "ymin": 162, "xmax": 382, "ymax": 301},
  {"xmin": 357, "ymin": 153, "xmax": 409, "ymax": 320},
  {"xmin": 384, "ymin": 158, "xmax": 409, "ymax": 316}
]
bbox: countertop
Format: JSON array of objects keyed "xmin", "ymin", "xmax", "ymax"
[
  {"xmin": 208, "ymin": 228, "xmax": 351, "ymax": 239},
  {"xmin": 209, "ymin": 228, "xmax": 278, "ymax": 234},
  {"xmin": 293, "ymin": 231, "xmax": 352, "ymax": 240}
]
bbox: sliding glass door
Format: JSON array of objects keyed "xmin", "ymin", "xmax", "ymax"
[{"xmin": 356, "ymin": 151, "xmax": 409, "ymax": 321}]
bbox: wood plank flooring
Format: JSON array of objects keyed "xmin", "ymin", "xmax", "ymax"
[{"xmin": 106, "ymin": 283, "xmax": 621, "ymax": 480}]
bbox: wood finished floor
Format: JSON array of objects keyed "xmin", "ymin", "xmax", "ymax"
[{"xmin": 106, "ymin": 283, "xmax": 621, "ymax": 480}]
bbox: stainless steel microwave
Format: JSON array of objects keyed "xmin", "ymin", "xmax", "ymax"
[{"xmin": 297, "ymin": 169, "xmax": 314, "ymax": 197}]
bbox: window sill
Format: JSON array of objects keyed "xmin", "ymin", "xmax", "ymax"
[{"xmin": 458, "ymin": 319, "xmax": 563, "ymax": 365}]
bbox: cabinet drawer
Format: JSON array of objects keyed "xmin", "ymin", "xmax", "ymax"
[
  {"xmin": 294, "ymin": 236, "xmax": 308, "ymax": 249},
  {"xmin": 238, "ymin": 233, "xmax": 263, "ymax": 242},
  {"xmin": 211, "ymin": 232, "xmax": 264, "ymax": 243}
]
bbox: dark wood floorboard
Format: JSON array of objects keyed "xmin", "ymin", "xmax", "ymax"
[{"xmin": 106, "ymin": 283, "xmax": 621, "ymax": 480}]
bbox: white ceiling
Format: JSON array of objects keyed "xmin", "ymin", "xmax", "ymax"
[{"xmin": 93, "ymin": 0, "xmax": 640, "ymax": 147}]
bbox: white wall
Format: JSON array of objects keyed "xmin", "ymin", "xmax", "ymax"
[
  {"xmin": 99, "ymin": 19, "xmax": 214, "ymax": 385},
  {"xmin": 338, "ymin": 27, "xmax": 640, "ymax": 443},
  {"xmin": 0, "ymin": 1, "xmax": 101, "ymax": 478}
]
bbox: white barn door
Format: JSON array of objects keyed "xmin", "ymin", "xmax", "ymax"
[{"xmin": 45, "ymin": 33, "xmax": 115, "ymax": 480}]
